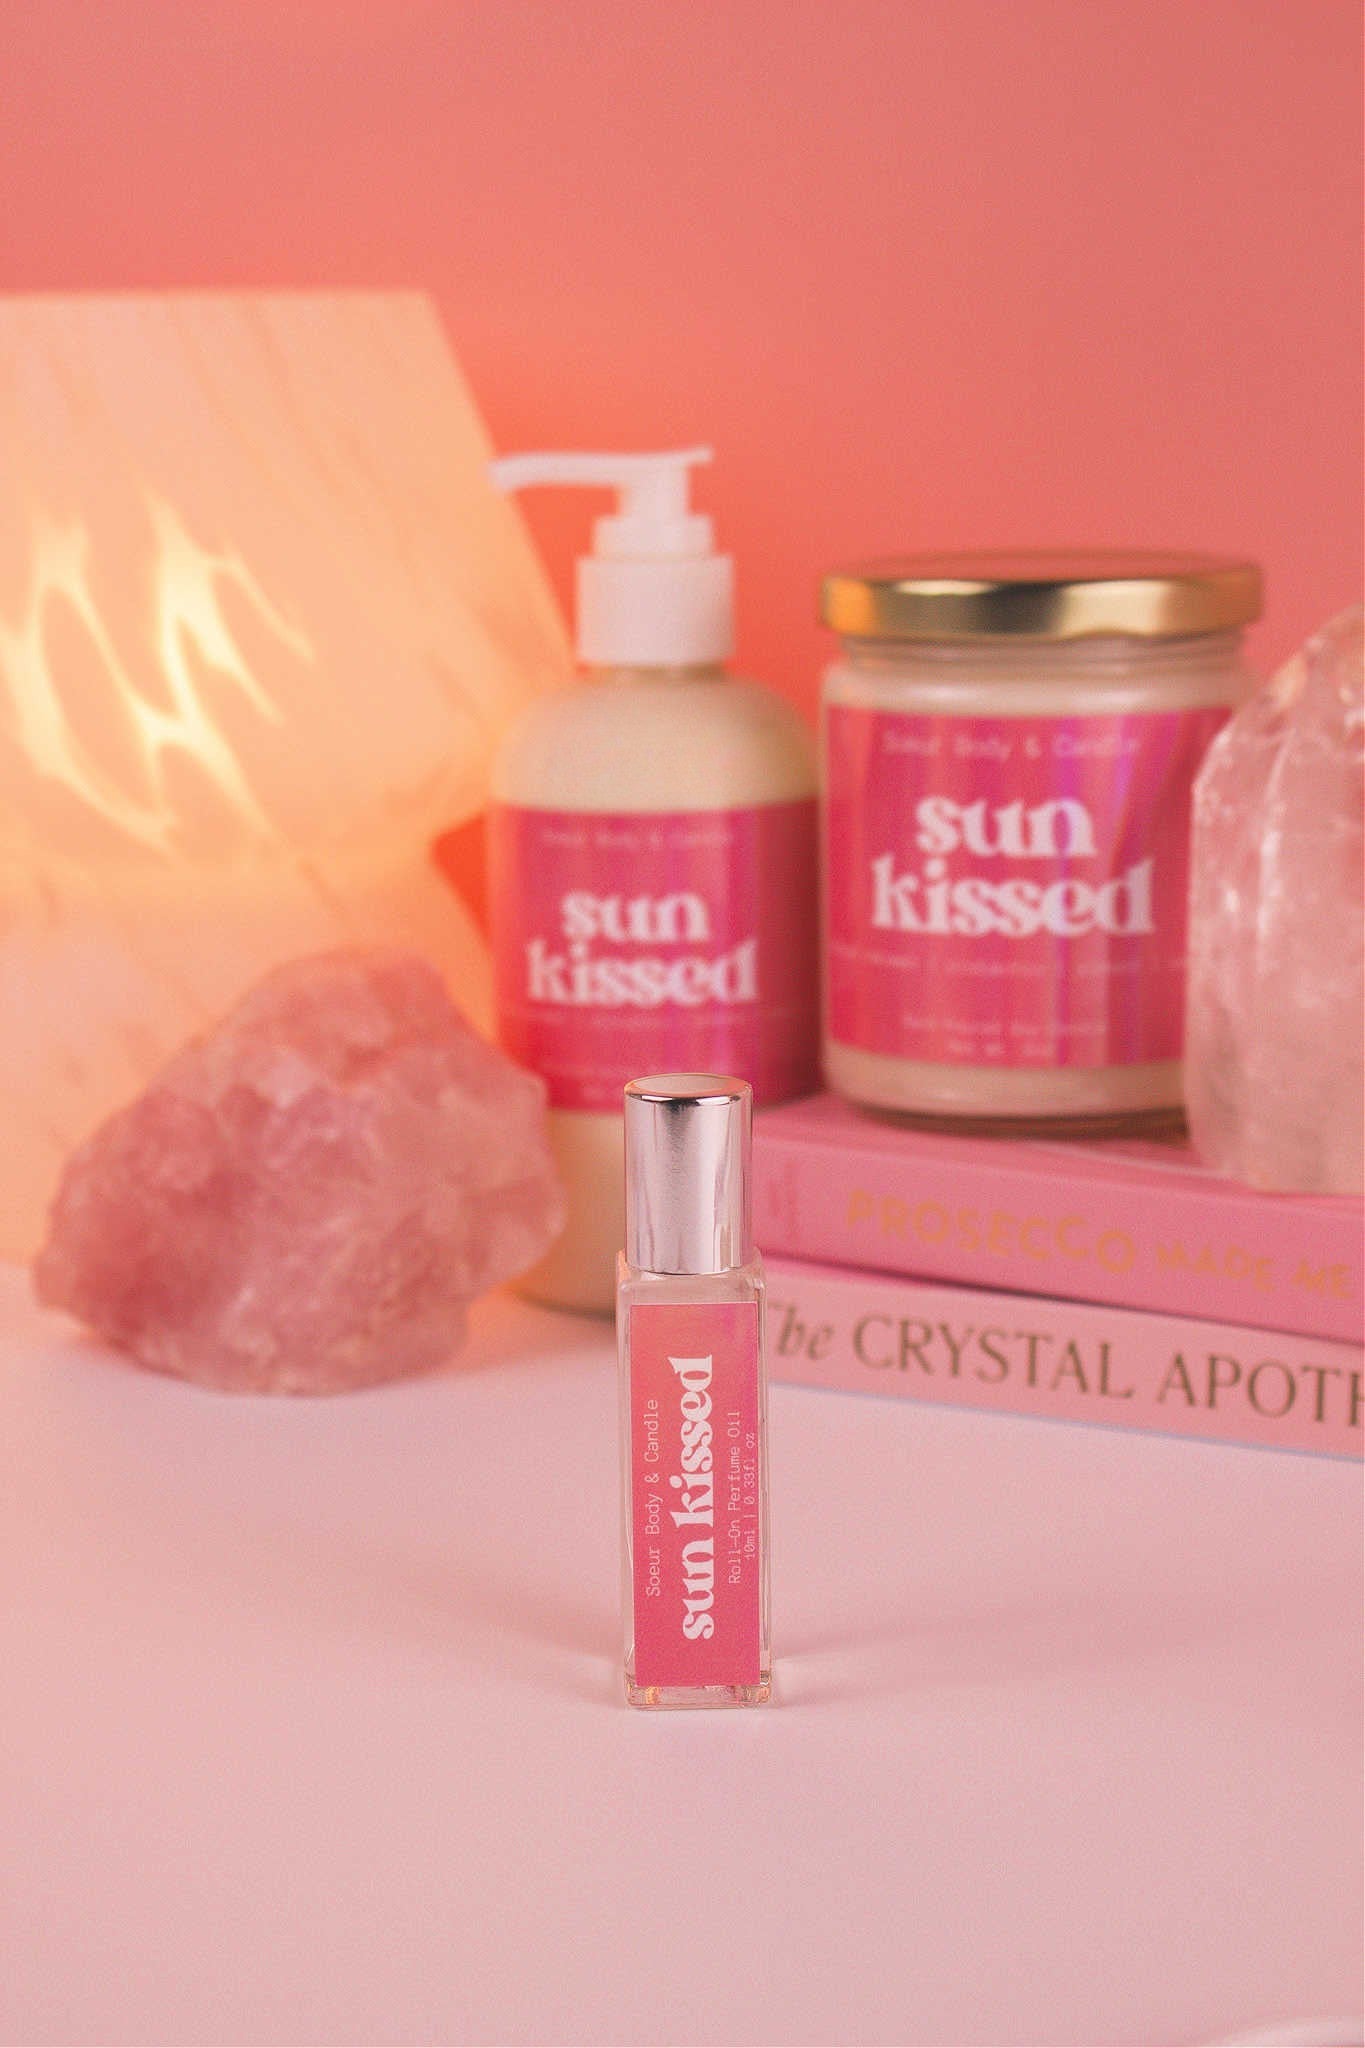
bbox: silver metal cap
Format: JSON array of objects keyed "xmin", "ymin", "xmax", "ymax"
[{"xmin": 624, "ymin": 1074, "xmax": 753, "ymax": 1276}]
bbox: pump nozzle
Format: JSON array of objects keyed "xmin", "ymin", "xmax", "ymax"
[
  {"xmin": 491, "ymin": 446, "xmax": 733, "ymax": 667},
  {"xmin": 491, "ymin": 448, "xmax": 713, "ymax": 557}
]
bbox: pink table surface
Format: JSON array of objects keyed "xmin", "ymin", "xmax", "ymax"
[{"xmin": 1, "ymin": 1264, "xmax": 1360, "ymax": 2048}]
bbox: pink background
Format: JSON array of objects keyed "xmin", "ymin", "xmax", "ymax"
[
  {"xmin": 2, "ymin": 18, "xmax": 1360, "ymax": 2041},
  {"xmin": 1, "ymin": 0, "xmax": 1360, "ymax": 713}
]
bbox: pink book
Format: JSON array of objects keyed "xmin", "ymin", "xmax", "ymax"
[
  {"xmin": 754, "ymin": 1094, "xmax": 1364, "ymax": 1344},
  {"xmin": 766, "ymin": 1255, "xmax": 1363, "ymax": 1458}
]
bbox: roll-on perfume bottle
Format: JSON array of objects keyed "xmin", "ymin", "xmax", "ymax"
[{"xmin": 618, "ymin": 1075, "xmax": 770, "ymax": 1708}]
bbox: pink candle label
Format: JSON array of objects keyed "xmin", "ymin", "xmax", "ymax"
[
  {"xmin": 489, "ymin": 801, "xmax": 818, "ymax": 1110},
  {"xmin": 628, "ymin": 1301, "xmax": 762, "ymax": 1691},
  {"xmin": 824, "ymin": 705, "xmax": 1229, "ymax": 1068}
]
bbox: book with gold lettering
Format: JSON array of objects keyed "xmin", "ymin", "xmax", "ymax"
[
  {"xmin": 766, "ymin": 1255, "xmax": 1362, "ymax": 1456},
  {"xmin": 754, "ymin": 1095, "xmax": 1363, "ymax": 1344}
]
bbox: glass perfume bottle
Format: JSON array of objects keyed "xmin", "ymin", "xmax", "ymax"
[{"xmin": 618, "ymin": 1075, "xmax": 771, "ymax": 1708}]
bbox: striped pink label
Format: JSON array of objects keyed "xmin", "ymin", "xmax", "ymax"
[
  {"xmin": 490, "ymin": 801, "xmax": 818, "ymax": 1111},
  {"xmin": 824, "ymin": 705, "xmax": 1228, "ymax": 1067},
  {"xmin": 628, "ymin": 1301, "xmax": 761, "ymax": 1691}
]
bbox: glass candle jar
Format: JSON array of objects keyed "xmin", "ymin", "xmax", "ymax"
[{"xmin": 820, "ymin": 553, "xmax": 1261, "ymax": 1130}]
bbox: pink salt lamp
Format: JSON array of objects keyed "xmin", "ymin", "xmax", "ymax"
[
  {"xmin": 0, "ymin": 292, "xmax": 570, "ymax": 1258},
  {"xmin": 34, "ymin": 950, "xmax": 567, "ymax": 1393}
]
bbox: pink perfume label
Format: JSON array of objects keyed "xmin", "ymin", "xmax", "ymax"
[
  {"xmin": 489, "ymin": 801, "xmax": 818, "ymax": 1110},
  {"xmin": 628, "ymin": 1301, "xmax": 762, "ymax": 1691},
  {"xmin": 824, "ymin": 705, "xmax": 1229, "ymax": 1068}
]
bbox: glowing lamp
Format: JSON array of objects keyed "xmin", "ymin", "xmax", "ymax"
[{"xmin": 0, "ymin": 292, "xmax": 570, "ymax": 1257}]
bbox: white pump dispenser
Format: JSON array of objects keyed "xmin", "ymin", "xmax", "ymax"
[
  {"xmin": 490, "ymin": 448, "xmax": 734, "ymax": 668},
  {"xmin": 487, "ymin": 446, "xmax": 818, "ymax": 1315}
]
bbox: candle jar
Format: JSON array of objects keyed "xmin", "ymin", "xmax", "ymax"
[{"xmin": 820, "ymin": 553, "xmax": 1261, "ymax": 1131}]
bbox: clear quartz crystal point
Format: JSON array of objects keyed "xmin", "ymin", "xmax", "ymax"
[{"xmin": 1185, "ymin": 606, "xmax": 1364, "ymax": 1193}]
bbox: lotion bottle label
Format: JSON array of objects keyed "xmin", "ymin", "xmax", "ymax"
[{"xmin": 490, "ymin": 800, "xmax": 818, "ymax": 1109}]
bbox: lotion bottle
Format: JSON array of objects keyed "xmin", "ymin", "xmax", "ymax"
[{"xmin": 487, "ymin": 449, "xmax": 817, "ymax": 1314}]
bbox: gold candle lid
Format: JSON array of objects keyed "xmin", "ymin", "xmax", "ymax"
[{"xmin": 821, "ymin": 551, "xmax": 1262, "ymax": 641}]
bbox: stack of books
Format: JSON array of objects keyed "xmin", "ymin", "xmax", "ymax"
[{"xmin": 754, "ymin": 1094, "xmax": 1363, "ymax": 1457}]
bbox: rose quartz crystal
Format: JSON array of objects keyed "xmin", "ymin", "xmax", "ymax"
[
  {"xmin": 1185, "ymin": 606, "xmax": 1364, "ymax": 1193},
  {"xmin": 34, "ymin": 950, "xmax": 566, "ymax": 1392}
]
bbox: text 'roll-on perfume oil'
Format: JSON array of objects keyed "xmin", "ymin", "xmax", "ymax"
[{"xmin": 617, "ymin": 1074, "xmax": 771, "ymax": 1708}]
